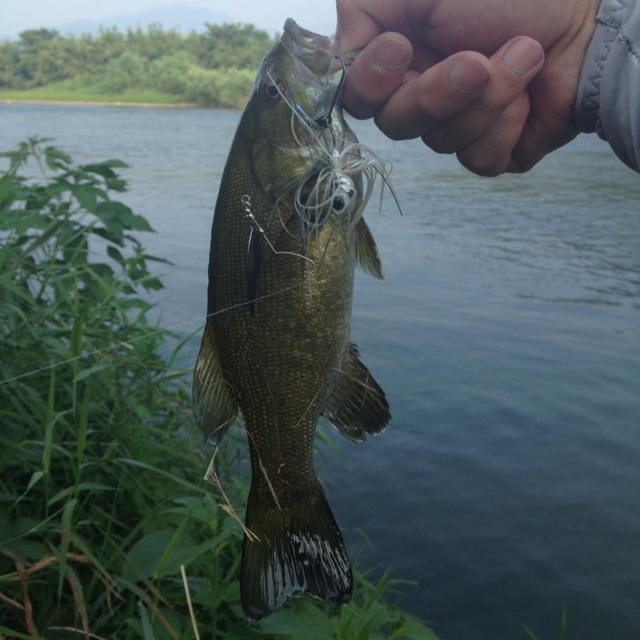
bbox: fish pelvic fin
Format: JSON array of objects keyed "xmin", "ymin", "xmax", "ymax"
[
  {"xmin": 354, "ymin": 218, "xmax": 384, "ymax": 280},
  {"xmin": 193, "ymin": 321, "xmax": 239, "ymax": 446},
  {"xmin": 322, "ymin": 343, "xmax": 391, "ymax": 443},
  {"xmin": 241, "ymin": 480, "xmax": 352, "ymax": 620}
]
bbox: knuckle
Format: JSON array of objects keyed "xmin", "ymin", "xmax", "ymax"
[
  {"xmin": 457, "ymin": 147, "xmax": 507, "ymax": 177},
  {"xmin": 421, "ymin": 130, "xmax": 459, "ymax": 155}
]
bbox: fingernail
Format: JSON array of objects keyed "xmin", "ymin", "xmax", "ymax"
[
  {"xmin": 502, "ymin": 37, "xmax": 544, "ymax": 74},
  {"xmin": 371, "ymin": 38, "xmax": 411, "ymax": 72},
  {"xmin": 448, "ymin": 59, "xmax": 489, "ymax": 94}
]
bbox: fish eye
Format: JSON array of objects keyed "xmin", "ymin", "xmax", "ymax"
[
  {"xmin": 332, "ymin": 196, "xmax": 346, "ymax": 212},
  {"xmin": 263, "ymin": 80, "xmax": 284, "ymax": 103}
]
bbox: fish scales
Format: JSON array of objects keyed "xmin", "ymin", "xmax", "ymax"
[{"xmin": 193, "ymin": 18, "xmax": 391, "ymax": 620}]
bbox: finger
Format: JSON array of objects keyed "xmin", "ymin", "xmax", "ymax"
[
  {"xmin": 335, "ymin": 0, "xmax": 415, "ymax": 54},
  {"xmin": 507, "ymin": 76, "xmax": 582, "ymax": 173},
  {"xmin": 421, "ymin": 37, "xmax": 544, "ymax": 154},
  {"xmin": 341, "ymin": 33, "xmax": 414, "ymax": 119},
  {"xmin": 455, "ymin": 91, "xmax": 531, "ymax": 176},
  {"xmin": 372, "ymin": 51, "xmax": 492, "ymax": 140}
]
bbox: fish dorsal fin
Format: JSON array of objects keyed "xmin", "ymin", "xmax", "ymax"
[
  {"xmin": 193, "ymin": 322, "xmax": 239, "ymax": 446},
  {"xmin": 354, "ymin": 218, "xmax": 384, "ymax": 280},
  {"xmin": 322, "ymin": 343, "xmax": 390, "ymax": 442}
]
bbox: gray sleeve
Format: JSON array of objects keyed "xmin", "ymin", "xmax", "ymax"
[{"xmin": 575, "ymin": 0, "xmax": 640, "ymax": 172}]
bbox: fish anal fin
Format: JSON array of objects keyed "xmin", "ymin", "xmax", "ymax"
[
  {"xmin": 354, "ymin": 218, "xmax": 384, "ymax": 280},
  {"xmin": 193, "ymin": 322, "xmax": 239, "ymax": 446},
  {"xmin": 322, "ymin": 343, "xmax": 391, "ymax": 443},
  {"xmin": 241, "ymin": 480, "xmax": 352, "ymax": 620}
]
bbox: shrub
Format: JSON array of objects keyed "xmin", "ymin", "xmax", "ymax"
[
  {"xmin": 103, "ymin": 51, "xmax": 147, "ymax": 93},
  {"xmin": 0, "ymin": 140, "xmax": 439, "ymax": 639},
  {"xmin": 149, "ymin": 51, "xmax": 196, "ymax": 96},
  {"xmin": 181, "ymin": 66, "xmax": 254, "ymax": 108}
]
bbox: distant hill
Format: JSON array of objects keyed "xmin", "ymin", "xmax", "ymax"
[{"xmin": 2, "ymin": 5, "xmax": 236, "ymax": 40}]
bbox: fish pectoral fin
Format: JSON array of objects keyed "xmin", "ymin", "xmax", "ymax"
[
  {"xmin": 354, "ymin": 218, "xmax": 384, "ymax": 280},
  {"xmin": 241, "ymin": 480, "xmax": 352, "ymax": 620},
  {"xmin": 193, "ymin": 322, "xmax": 240, "ymax": 446},
  {"xmin": 322, "ymin": 343, "xmax": 391, "ymax": 443}
]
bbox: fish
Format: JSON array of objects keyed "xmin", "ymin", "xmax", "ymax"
[{"xmin": 193, "ymin": 18, "xmax": 392, "ymax": 620}]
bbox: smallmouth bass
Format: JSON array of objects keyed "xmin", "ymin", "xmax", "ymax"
[{"xmin": 193, "ymin": 18, "xmax": 392, "ymax": 620}]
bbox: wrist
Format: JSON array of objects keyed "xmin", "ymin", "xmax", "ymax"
[
  {"xmin": 574, "ymin": 0, "xmax": 614, "ymax": 133},
  {"xmin": 575, "ymin": 0, "xmax": 640, "ymax": 169}
]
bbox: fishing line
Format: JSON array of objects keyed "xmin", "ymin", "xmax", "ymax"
[
  {"xmin": 0, "ymin": 329, "xmax": 167, "ymax": 386},
  {"xmin": 3, "ymin": 61, "xmax": 398, "ymax": 389},
  {"xmin": 0, "ymin": 281, "xmax": 305, "ymax": 387}
]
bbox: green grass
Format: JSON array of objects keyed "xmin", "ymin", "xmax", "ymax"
[
  {"xmin": 0, "ymin": 139, "xmax": 439, "ymax": 639},
  {"xmin": 0, "ymin": 77, "xmax": 190, "ymax": 106},
  {"xmin": 523, "ymin": 608, "xmax": 568, "ymax": 640}
]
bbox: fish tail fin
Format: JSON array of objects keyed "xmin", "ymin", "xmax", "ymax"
[{"xmin": 240, "ymin": 480, "xmax": 352, "ymax": 620}]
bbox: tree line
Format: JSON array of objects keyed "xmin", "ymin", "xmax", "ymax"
[{"xmin": 0, "ymin": 23, "xmax": 278, "ymax": 106}]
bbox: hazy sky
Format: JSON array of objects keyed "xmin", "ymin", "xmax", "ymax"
[{"xmin": 2, "ymin": 0, "xmax": 338, "ymax": 37}]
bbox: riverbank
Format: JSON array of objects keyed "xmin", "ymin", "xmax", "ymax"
[
  {"xmin": 0, "ymin": 74, "xmax": 250, "ymax": 109},
  {"xmin": 1, "ymin": 97, "xmax": 200, "ymax": 109},
  {"xmin": 0, "ymin": 85, "xmax": 200, "ymax": 108}
]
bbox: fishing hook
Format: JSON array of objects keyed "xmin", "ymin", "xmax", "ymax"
[{"xmin": 314, "ymin": 55, "xmax": 347, "ymax": 130}]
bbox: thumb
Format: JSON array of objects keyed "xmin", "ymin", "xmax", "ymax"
[{"xmin": 342, "ymin": 33, "xmax": 413, "ymax": 119}]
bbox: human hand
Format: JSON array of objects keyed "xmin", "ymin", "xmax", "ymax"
[{"xmin": 335, "ymin": 0, "xmax": 599, "ymax": 176}]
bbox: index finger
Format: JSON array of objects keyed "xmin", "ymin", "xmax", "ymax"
[
  {"xmin": 335, "ymin": 0, "xmax": 394, "ymax": 53},
  {"xmin": 335, "ymin": 1, "xmax": 379, "ymax": 53},
  {"xmin": 335, "ymin": 0, "xmax": 440, "ymax": 53}
]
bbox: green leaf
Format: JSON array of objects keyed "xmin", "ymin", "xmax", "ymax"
[
  {"xmin": 13, "ymin": 470, "xmax": 45, "ymax": 503},
  {"xmin": 72, "ymin": 183, "xmax": 98, "ymax": 213},
  {"xmin": 82, "ymin": 159, "xmax": 129, "ymax": 180},
  {"xmin": 74, "ymin": 363, "xmax": 112, "ymax": 381},
  {"xmin": 154, "ymin": 514, "xmax": 191, "ymax": 578},
  {"xmin": 259, "ymin": 600, "xmax": 339, "ymax": 639},
  {"xmin": 127, "ymin": 213, "xmax": 154, "ymax": 232},
  {"xmin": 95, "ymin": 201, "xmax": 127, "ymax": 242},
  {"xmin": 22, "ymin": 218, "xmax": 64, "ymax": 256},
  {"xmin": 126, "ymin": 529, "xmax": 192, "ymax": 579},
  {"xmin": 0, "ymin": 626, "xmax": 35, "ymax": 639},
  {"xmin": 47, "ymin": 482, "xmax": 113, "ymax": 507},
  {"xmin": 107, "ymin": 245, "xmax": 125, "ymax": 265},
  {"xmin": 44, "ymin": 146, "xmax": 72, "ymax": 170},
  {"xmin": 138, "ymin": 602, "xmax": 155, "ymax": 640},
  {"xmin": 58, "ymin": 498, "xmax": 78, "ymax": 599},
  {"xmin": 0, "ymin": 173, "xmax": 13, "ymax": 208}
]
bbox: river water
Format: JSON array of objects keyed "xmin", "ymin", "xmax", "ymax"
[{"xmin": 1, "ymin": 102, "xmax": 639, "ymax": 640}]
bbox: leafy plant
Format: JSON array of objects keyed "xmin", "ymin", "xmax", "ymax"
[
  {"xmin": 523, "ymin": 607, "xmax": 568, "ymax": 640},
  {"xmin": 0, "ymin": 140, "xmax": 439, "ymax": 639}
]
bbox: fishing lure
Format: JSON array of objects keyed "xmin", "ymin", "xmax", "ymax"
[{"xmin": 265, "ymin": 59, "xmax": 400, "ymax": 270}]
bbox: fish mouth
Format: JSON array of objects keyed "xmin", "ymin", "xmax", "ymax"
[
  {"xmin": 277, "ymin": 19, "xmax": 347, "ymax": 129},
  {"xmin": 282, "ymin": 19, "xmax": 333, "ymax": 57},
  {"xmin": 280, "ymin": 18, "xmax": 343, "ymax": 79}
]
